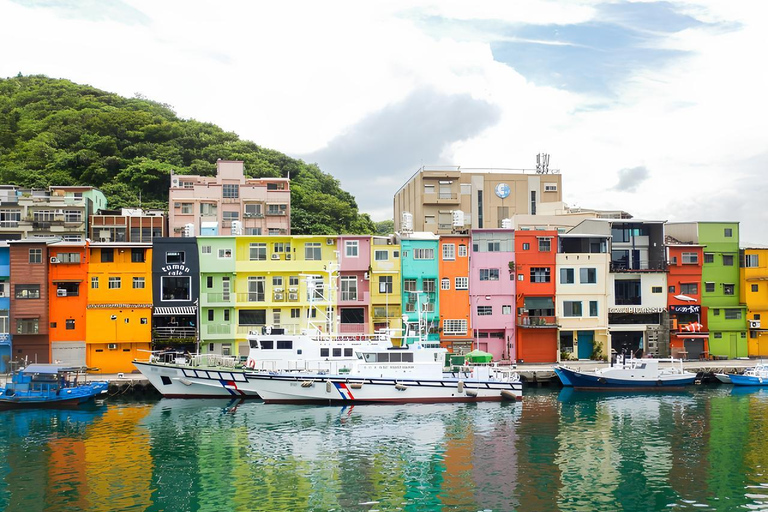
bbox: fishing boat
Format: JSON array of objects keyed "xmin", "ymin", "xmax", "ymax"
[
  {"xmin": 133, "ymin": 330, "xmax": 394, "ymax": 398},
  {"xmin": 245, "ymin": 342, "xmax": 522, "ymax": 404},
  {"xmin": 729, "ymin": 364, "xmax": 768, "ymax": 386},
  {"xmin": 714, "ymin": 372, "xmax": 733, "ymax": 384},
  {"xmin": 0, "ymin": 364, "xmax": 108, "ymax": 409},
  {"xmin": 554, "ymin": 355, "xmax": 697, "ymax": 390}
]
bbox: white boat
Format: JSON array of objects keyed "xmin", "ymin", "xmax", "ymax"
[
  {"xmin": 133, "ymin": 331, "xmax": 394, "ymax": 398},
  {"xmin": 729, "ymin": 364, "xmax": 768, "ymax": 386},
  {"xmin": 246, "ymin": 343, "xmax": 522, "ymax": 404},
  {"xmin": 714, "ymin": 373, "xmax": 732, "ymax": 384},
  {"xmin": 555, "ymin": 356, "xmax": 697, "ymax": 390}
]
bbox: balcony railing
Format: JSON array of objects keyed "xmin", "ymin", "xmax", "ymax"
[
  {"xmin": 152, "ymin": 326, "xmax": 196, "ymax": 340},
  {"xmin": 204, "ymin": 292, "xmax": 233, "ymax": 304},
  {"xmin": 339, "ymin": 323, "xmax": 368, "ymax": 334},
  {"xmin": 610, "ymin": 260, "xmax": 667, "ymax": 272},
  {"xmin": 517, "ymin": 314, "xmax": 558, "ymax": 328},
  {"xmin": 206, "ymin": 324, "xmax": 234, "ymax": 335},
  {"xmin": 237, "ymin": 292, "xmax": 265, "ymax": 303}
]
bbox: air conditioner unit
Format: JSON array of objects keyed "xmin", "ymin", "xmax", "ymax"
[
  {"xmin": 285, "ymin": 253, "xmax": 291, "ymax": 260},
  {"xmin": 274, "ymin": 288, "xmax": 283, "ymax": 293},
  {"xmin": 289, "ymin": 293, "xmax": 299, "ymax": 301},
  {"xmin": 289, "ymin": 287, "xmax": 298, "ymax": 293},
  {"xmin": 274, "ymin": 293, "xmax": 284, "ymax": 301},
  {"xmin": 750, "ymin": 320, "xmax": 761, "ymax": 329},
  {"xmin": 174, "ymin": 203, "xmax": 181, "ymax": 208},
  {"xmin": 364, "ymin": 272, "xmax": 370, "ymax": 280},
  {"xmin": 326, "ymin": 238, "xmax": 335, "ymax": 245},
  {"xmin": 271, "ymin": 253, "xmax": 280, "ymax": 260},
  {"xmin": 50, "ymin": 257, "xmax": 60, "ymax": 264},
  {"xmin": 56, "ymin": 289, "xmax": 67, "ymax": 297},
  {"xmin": 171, "ymin": 178, "xmax": 179, "ymax": 187},
  {"xmin": 108, "ymin": 343, "xmax": 118, "ymax": 350},
  {"xmin": 54, "ymin": 209, "xmax": 64, "ymax": 215}
]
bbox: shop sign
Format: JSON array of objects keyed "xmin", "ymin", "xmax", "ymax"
[
  {"xmin": 161, "ymin": 264, "xmax": 190, "ymax": 276},
  {"xmin": 670, "ymin": 305, "xmax": 701, "ymax": 314},
  {"xmin": 608, "ymin": 307, "xmax": 665, "ymax": 314},
  {"xmin": 87, "ymin": 303, "xmax": 153, "ymax": 309}
]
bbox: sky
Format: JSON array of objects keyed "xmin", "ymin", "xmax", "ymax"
[{"xmin": 1, "ymin": 0, "xmax": 767, "ymax": 242}]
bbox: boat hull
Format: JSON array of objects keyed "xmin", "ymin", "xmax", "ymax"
[
  {"xmin": 729, "ymin": 374, "xmax": 768, "ymax": 386},
  {"xmin": 245, "ymin": 373, "xmax": 523, "ymax": 404},
  {"xmin": 134, "ymin": 361, "xmax": 263, "ymax": 398},
  {"xmin": 0, "ymin": 382, "xmax": 108, "ymax": 410},
  {"xmin": 554, "ymin": 367, "xmax": 696, "ymax": 390},
  {"xmin": 714, "ymin": 373, "xmax": 733, "ymax": 384}
]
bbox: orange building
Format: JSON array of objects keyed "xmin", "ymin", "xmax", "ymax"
[
  {"xmin": 438, "ymin": 235, "xmax": 472, "ymax": 353},
  {"xmin": 515, "ymin": 230, "xmax": 558, "ymax": 362},
  {"xmin": 667, "ymin": 240, "xmax": 708, "ymax": 358},
  {"xmin": 49, "ymin": 240, "xmax": 89, "ymax": 366}
]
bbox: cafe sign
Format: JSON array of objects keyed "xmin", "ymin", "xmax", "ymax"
[{"xmin": 669, "ymin": 305, "xmax": 701, "ymax": 314}]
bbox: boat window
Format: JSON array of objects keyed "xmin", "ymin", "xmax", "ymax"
[
  {"xmin": 261, "ymin": 340, "xmax": 274, "ymax": 350},
  {"xmin": 363, "ymin": 353, "xmax": 376, "ymax": 363},
  {"xmin": 276, "ymin": 340, "xmax": 293, "ymax": 350},
  {"xmin": 377, "ymin": 353, "xmax": 390, "ymax": 363},
  {"xmin": 403, "ymin": 353, "xmax": 414, "ymax": 362},
  {"xmin": 344, "ymin": 348, "xmax": 353, "ymax": 357},
  {"xmin": 332, "ymin": 348, "xmax": 342, "ymax": 357},
  {"xmin": 321, "ymin": 348, "xmax": 329, "ymax": 357},
  {"xmin": 249, "ymin": 340, "xmax": 259, "ymax": 348},
  {"xmin": 390, "ymin": 352, "xmax": 402, "ymax": 362}
]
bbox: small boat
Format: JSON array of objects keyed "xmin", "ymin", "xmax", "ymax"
[
  {"xmin": 714, "ymin": 373, "xmax": 733, "ymax": 384},
  {"xmin": 554, "ymin": 356, "xmax": 697, "ymax": 390},
  {"xmin": 246, "ymin": 343, "xmax": 522, "ymax": 404},
  {"xmin": 729, "ymin": 364, "xmax": 768, "ymax": 386},
  {"xmin": 0, "ymin": 364, "xmax": 108, "ymax": 409}
]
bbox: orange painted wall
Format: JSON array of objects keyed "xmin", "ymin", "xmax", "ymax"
[
  {"xmin": 439, "ymin": 235, "xmax": 471, "ymax": 347},
  {"xmin": 667, "ymin": 245, "xmax": 707, "ymax": 353},
  {"xmin": 49, "ymin": 244, "xmax": 88, "ymax": 343}
]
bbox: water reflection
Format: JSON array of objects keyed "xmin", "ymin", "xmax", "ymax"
[{"xmin": 0, "ymin": 390, "xmax": 767, "ymax": 511}]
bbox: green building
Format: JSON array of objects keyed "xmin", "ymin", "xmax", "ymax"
[{"xmin": 197, "ymin": 236, "xmax": 237, "ymax": 356}]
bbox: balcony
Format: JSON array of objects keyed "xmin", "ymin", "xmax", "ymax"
[
  {"xmin": 517, "ymin": 314, "xmax": 558, "ymax": 328},
  {"xmin": 205, "ymin": 324, "xmax": 234, "ymax": 336},
  {"xmin": 0, "ymin": 221, "xmax": 19, "ymax": 228},
  {"xmin": 610, "ymin": 260, "xmax": 667, "ymax": 273},
  {"xmin": 339, "ymin": 323, "xmax": 368, "ymax": 334},
  {"xmin": 423, "ymin": 193, "xmax": 459, "ymax": 205},
  {"xmin": 237, "ymin": 292, "xmax": 265, "ymax": 303},
  {"xmin": 152, "ymin": 326, "xmax": 196, "ymax": 341},
  {"xmin": 202, "ymin": 292, "xmax": 233, "ymax": 305}
]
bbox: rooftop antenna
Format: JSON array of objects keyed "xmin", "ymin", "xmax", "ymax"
[{"xmin": 535, "ymin": 153, "xmax": 560, "ymax": 174}]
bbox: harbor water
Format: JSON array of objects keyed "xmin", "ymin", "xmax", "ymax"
[{"xmin": 1, "ymin": 386, "xmax": 767, "ymax": 512}]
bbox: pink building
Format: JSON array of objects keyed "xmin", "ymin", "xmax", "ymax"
[
  {"xmin": 469, "ymin": 229, "xmax": 516, "ymax": 360},
  {"xmin": 168, "ymin": 160, "xmax": 290, "ymax": 237},
  {"xmin": 337, "ymin": 236, "xmax": 371, "ymax": 334}
]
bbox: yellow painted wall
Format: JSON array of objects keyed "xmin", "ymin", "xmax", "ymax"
[
  {"xmin": 742, "ymin": 249, "xmax": 768, "ymax": 356},
  {"xmin": 369, "ymin": 243, "xmax": 402, "ymax": 333}
]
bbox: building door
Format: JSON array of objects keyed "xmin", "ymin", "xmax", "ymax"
[
  {"xmin": 577, "ymin": 331, "xmax": 594, "ymax": 359},
  {"xmin": 684, "ymin": 339, "xmax": 704, "ymax": 359},
  {"xmin": 730, "ymin": 333, "xmax": 738, "ymax": 358},
  {"xmin": 632, "ymin": 249, "xmax": 640, "ymax": 270}
]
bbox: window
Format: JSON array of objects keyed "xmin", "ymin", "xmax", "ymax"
[
  {"xmin": 17, "ymin": 318, "xmax": 39, "ymax": 335},
  {"xmin": 563, "ymin": 301, "xmax": 582, "ymax": 317},
  {"xmin": 425, "ymin": 215, "xmax": 435, "ymax": 225},
  {"xmin": 530, "ymin": 267, "xmax": 551, "ymax": 283},
  {"xmin": 723, "ymin": 255, "xmax": 734, "ymax": 266},
  {"xmin": 522, "ymin": 243, "xmax": 530, "ymax": 251},
  {"xmin": 580, "ymin": 268, "xmax": 597, "ymax": 284},
  {"xmin": 443, "ymin": 319, "xmax": 467, "ymax": 336},
  {"xmin": 223, "ymin": 211, "xmax": 239, "ymax": 221},
  {"xmin": 133, "ymin": 277, "xmax": 145, "ymax": 289},
  {"xmin": 181, "ymin": 203, "xmax": 193, "ymax": 214},
  {"xmin": 669, "ymin": 286, "xmax": 675, "ymax": 293},
  {"xmin": 403, "ymin": 279, "xmax": 417, "ymax": 292},
  {"xmin": 413, "ymin": 248, "xmax": 434, "ymax": 260},
  {"xmin": 744, "ymin": 254, "xmax": 759, "ymax": 268},
  {"xmin": 455, "ymin": 277, "xmax": 468, "ymax": 290},
  {"xmin": 266, "ymin": 204, "xmax": 287, "ymax": 216},
  {"xmin": 615, "ymin": 279, "xmax": 641, "ymax": 305},
  {"xmin": 652, "ymin": 287, "xmax": 663, "ymax": 293},
  {"xmin": 724, "ymin": 228, "xmax": 733, "ymax": 237},
  {"xmin": 249, "ymin": 243, "xmax": 267, "ymax": 261},
  {"xmin": 442, "ymin": 244, "xmax": 455, "ymax": 260},
  {"xmin": 752, "ymin": 284, "xmax": 759, "ymax": 292},
  {"xmin": 239, "ymin": 310, "xmax": 266, "ymax": 325},
  {"xmin": 54, "ymin": 252, "xmax": 80, "ymax": 264},
  {"xmin": 166, "ymin": 251, "xmax": 184, "ymax": 264},
  {"xmin": 725, "ymin": 309, "xmax": 742, "ymax": 320},
  {"xmin": 222, "ymin": 184, "xmax": 239, "ymax": 198},
  {"xmin": 273, "ymin": 242, "xmax": 291, "ymax": 255},
  {"xmin": 305, "ymin": 243, "xmax": 321, "ymax": 261},
  {"xmin": 441, "ymin": 278, "xmax": 450, "ymax": 290},
  {"xmin": 344, "ymin": 240, "xmax": 359, "ymax": 257},
  {"xmin": 224, "ymin": 310, "xmax": 230, "ymax": 322},
  {"xmin": 273, "ymin": 276, "xmax": 283, "ymax": 287},
  {"xmin": 219, "ymin": 248, "xmax": 232, "ymax": 259},
  {"xmin": 681, "ymin": 252, "xmax": 698, "ymax": 264},
  {"xmin": 589, "ymin": 301, "xmax": 598, "ymax": 317},
  {"xmin": 502, "ymin": 305, "xmax": 512, "ymax": 315},
  {"xmin": 207, "ymin": 309, "xmax": 215, "ymax": 322},
  {"xmin": 713, "ymin": 308, "xmax": 720, "ymax": 316},
  {"xmin": 560, "ymin": 268, "xmax": 574, "ymax": 284},
  {"xmin": 15, "ymin": 285, "xmax": 40, "ymax": 299},
  {"xmin": 486, "ymin": 241, "xmax": 501, "ymax": 252},
  {"xmin": 161, "ymin": 276, "xmax": 190, "ymax": 300},
  {"xmin": 289, "ymin": 276, "xmax": 299, "ymax": 287},
  {"xmin": 340, "ymin": 276, "xmax": 358, "ymax": 301},
  {"xmin": 680, "ymin": 283, "xmax": 698, "ymax": 295},
  {"xmin": 458, "ymin": 244, "xmax": 467, "ymax": 257},
  {"xmin": 538, "ymin": 238, "xmax": 551, "ymax": 252},
  {"xmin": 479, "ymin": 269, "xmax": 499, "ymax": 281},
  {"xmin": 704, "ymin": 253, "xmax": 714, "ymax": 264},
  {"xmin": 291, "ymin": 308, "xmax": 301, "ymax": 319},
  {"xmin": 374, "ymin": 250, "xmax": 388, "ymax": 261},
  {"xmin": 201, "ymin": 245, "xmax": 212, "ymax": 255},
  {"xmin": 101, "ymin": 249, "xmax": 114, "ymax": 263},
  {"xmin": 423, "ymin": 279, "xmax": 436, "ymax": 293},
  {"xmin": 273, "ymin": 310, "xmax": 281, "ymax": 325},
  {"xmin": 723, "ymin": 284, "xmax": 735, "ymax": 295},
  {"xmin": 379, "ymin": 276, "xmax": 393, "ymax": 294},
  {"xmin": 200, "ymin": 203, "xmax": 217, "ymax": 216},
  {"xmin": 91, "ymin": 277, "xmax": 99, "ymax": 289},
  {"xmin": 714, "ymin": 332, "xmax": 722, "ymax": 338},
  {"xmin": 424, "ymin": 184, "xmax": 435, "ymax": 194},
  {"xmin": 108, "ymin": 277, "xmax": 121, "ymax": 289},
  {"xmin": 477, "ymin": 306, "xmax": 493, "ymax": 316},
  {"xmin": 248, "ymin": 277, "xmax": 266, "ymax": 302},
  {"xmin": 705, "ymin": 282, "xmax": 715, "ymax": 293},
  {"xmin": 56, "ymin": 283, "xmax": 79, "ymax": 297},
  {"xmin": 245, "ymin": 204, "xmax": 263, "ymax": 217},
  {"xmin": 206, "ymin": 276, "xmax": 214, "ymax": 288},
  {"xmin": 127, "ymin": 248, "xmax": 144, "ymax": 263}
]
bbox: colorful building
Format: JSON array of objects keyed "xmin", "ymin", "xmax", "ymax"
[
  {"xmin": 437, "ymin": 234, "xmax": 472, "ymax": 354},
  {"xmin": 87, "ymin": 242, "xmax": 153, "ymax": 373},
  {"xmin": 0, "ymin": 242, "xmax": 10, "ymax": 371},
  {"xmin": 515, "ymin": 230, "xmax": 558, "ymax": 363},
  {"xmin": 740, "ymin": 247, "xmax": 768, "ymax": 356},
  {"xmin": 369, "ymin": 236, "xmax": 401, "ymax": 338},
  {"xmin": 9, "ymin": 240, "xmax": 51, "ymax": 363},
  {"xmin": 48, "ymin": 240, "xmax": 89, "ymax": 366},
  {"xmin": 667, "ymin": 222, "xmax": 746, "ymax": 358},
  {"xmin": 337, "ymin": 236, "xmax": 371, "ymax": 335},
  {"xmin": 666, "ymin": 237, "xmax": 708, "ymax": 359},
  {"xmin": 556, "ymin": 233, "xmax": 610, "ymax": 360},
  {"xmin": 90, "ymin": 208, "xmax": 166, "ymax": 243},
  {"xmin": 399, "ymin": 234, "xmax": 440, "ymax": 345},
  {"xmin": 198, "ymin": 236, "xmax": 237, "ymax": 355},
  {"xmin": 469, "ymin": 230, "xmax": 515, "ymax": 359}
]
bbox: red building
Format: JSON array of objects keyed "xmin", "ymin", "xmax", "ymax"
[
  {"xmin": 9, "ymin": 240, "xmax": 51, "ymax": 363},
  {"xmin": 514, "ymin": 230, "xmax": 558, "ymax": 363},
  {"xmin": 666, "ymin": 238, "xmax": 708, "ymax": 359}
]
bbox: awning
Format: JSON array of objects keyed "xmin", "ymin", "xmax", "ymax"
[
  {"xmin": 154, "ymin": 306, "xmax": 197, "ymax": 316},
  {"xmin": 53, "ymin": 279, "xmax": 83, "ymax": 283},
  {"xmin": 524, "ymin": 297, "xmax": 554, "ymax": 309},
  {"xmin": 675, "ymin": 333, "xmax": 710, "ymax": 339}
]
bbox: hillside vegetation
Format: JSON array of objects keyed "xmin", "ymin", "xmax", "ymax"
[{"xmin": 0, "ymin": 75, "xmax": 375, "ymax": 234}]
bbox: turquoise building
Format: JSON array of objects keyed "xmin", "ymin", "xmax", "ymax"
[
  {"xmin": 0, "ymin": 243, "xmax": 10, "ymax": 371},
  {"xmin": 399, "ymin": 234, "xmax": 440, "ymax": 345}
]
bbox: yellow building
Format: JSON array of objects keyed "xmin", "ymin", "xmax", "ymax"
[
  {"xmin": 369, "ymin": 237, "xmax": 402, "ymax": 338},
  {"xmin": 233, "ymin": 236, "xmax": 339, "ymax": 355},
  {"xmin": 86, "ymin": 243, "xmax": 153, "ymax": 373},
  {"xmin": 741, "ymin": 247, "xmax": 768, "ymax": 356}
]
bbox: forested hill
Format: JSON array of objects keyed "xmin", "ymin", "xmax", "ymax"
[{"xmin": 0, "ymin": 75, "xmax": 375, "ymax": 235}]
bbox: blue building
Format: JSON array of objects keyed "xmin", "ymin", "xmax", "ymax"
[
  {"xmin": 0, "ymin": 242, "xmax": 11, "ymax": 371},
  {"xmin": 399, "ymin": 234, "xmax": 440, "ymax": 345}
]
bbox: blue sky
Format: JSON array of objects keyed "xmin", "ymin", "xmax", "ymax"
[{"xmin": 1, "ymin": 0, "xmax": 767, "ymax": 242}]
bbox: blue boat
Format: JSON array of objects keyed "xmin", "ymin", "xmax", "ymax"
[
  {"xmin": 555, "ymin": 357, "xmax": 697, "ymax": 390},
  {"xmin": 729, "ymin": 364, "xmax": 768, "ymax": 386},
  {"xmin": 0, "ymin": 364, "xmax": 109, "ymax": 409}
]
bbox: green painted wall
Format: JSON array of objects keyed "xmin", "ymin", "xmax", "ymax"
[{"xmin": 197, "ymin": 237, "xmax": 237, "ymax": 354}]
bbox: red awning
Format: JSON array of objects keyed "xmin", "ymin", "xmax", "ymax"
[{"xmin": 675, "ymin": 333, "xmax": 710, "ymax": 339}]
